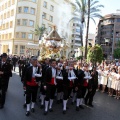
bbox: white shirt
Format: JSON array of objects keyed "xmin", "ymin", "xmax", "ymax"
[
  {"xmin": 32, "ymin": 66, "xmax": 38, "ymax": 77},
  {"xmin": 84, "ymin": 71, "xmax": 92, "ymax": 79},
  {"xmin": 52, "ymin": 67, "xmax": 57, "ymax": 85}
]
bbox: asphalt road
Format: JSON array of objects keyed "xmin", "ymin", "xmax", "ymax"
[{"xmin": 0, "ymin": 68, "xmax": 120, "ymax": 120}]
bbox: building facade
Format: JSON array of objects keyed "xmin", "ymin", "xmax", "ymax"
[
  {"xmin": 95, "ymin": 13, "xmax": 120, "ymax": 59},
  {"xmin": 71, "ymin": 21, "xmax": 81, "ymax": 57},
  {"xmin": 0, "ymin": 0, "xmax": 72, "ymax": 57}
]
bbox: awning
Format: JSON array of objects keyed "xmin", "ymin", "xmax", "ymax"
[{"xmin": 26, "ymin": 43, "xmax": 39, "ymax": 49}]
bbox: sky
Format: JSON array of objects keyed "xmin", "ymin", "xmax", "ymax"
[{"xmin": 89, "ymin": 0, "xmax": 120, "ymax": 34}]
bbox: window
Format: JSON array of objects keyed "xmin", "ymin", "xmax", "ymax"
[
  {"xmin": 22, "ymin": 32, "xmax": 26, "ymax": 38},
  {"xmin": 30, "ymin": 8, "xmax": 35, "ymax": 14},
  {"xmin": 28, "ymin": 33, "xmax": 33, "ymax": 39},
  {"xmin": 20, "ymin": 45, "xmax": 25, "ymax": 54},
  {"xmin": 49, "ymin": 16, "xmax": 53, "ymax": 22},
  {"xmin": 9, "ymin": 33, "xmax": 12, "ymax": 39},
  {"xmin": 6, "ymin": 23, "xmax": 9, "ymax": 28},
  {"xmin": 43, "ymin": 1, "xmax": 47, "ymax": 8},
  {"xmin": 117, "ymin": 18, "xmax": 120, "ymax": 22},
  {"xmin": 17, "ymin": 19, "xmax": 21, "ymax": 25},
  {"xmin": 4, "ymin": 13, "xmax": 6, "ymax": 19},
  {"xmin": 16, "ymin": 32, "xmax": 19, "ymax": 38},
  {"xmin": 12, "ymin": 0, "xmax": 15, "ymax": 5},
  {"xmin": 7, "ymin": 11, "xmax": 10, "ymax": 18},
  {"xmin": 14, "ymin": 45, "xmax": 18, "ymax": 54},
  {"xmin": 43, "ymin": 12, "xmax": 46, "ymax": 19},
  {"xmin": 10, "ymin": 21, "xmax": 13, "ymax": 28},
  {"xmin": 24, "ymin": 7, "xmax": 28, "ymax": 13},
  {"xmin": 5, "ymin": 3, "xmax": 7, "ymax": 9},
  {"xmin": 50, "ymin": 5, "xmax": 54, "ymax": 11},
  {"xmin": 18, "ymin": 7, "xmax": 22, "ymax": 13},
  {"xmin": 8, "ymin": 0, "xmax": 11, "ymax": 7},
  {"xmin": 11, "ymin": 9, "xmax": 14, "ymax": 16},
  {"xmin": 22, "ymin": 19, "xmax": 27, "ymax": 26},
  {"xmin": 29, "ymin": 20, "xmax": 34, "ymax": 27},
  {"xmin": 76, "ymin": 35, "xmax": 80, "ymax": 38},
  {"xmin": 31, "ymin": 0, "xmax": 36, "ymax": 2},
  {"xmin": 76, "ymin": 29, "xmax": 80, "ymax": 32}
]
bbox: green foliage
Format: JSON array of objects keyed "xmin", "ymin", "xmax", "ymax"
[
  {"xmin": 114, "ymin": 41, "xmax": 120, "ymax": 59},
  {"xmin": 77, "ymin": 55, "xmax": 83, "ymax": 60},
  {"xmin": 114, "ymin": 48, "xmax": 120, "ymax": 59},
  {"xmin": 87, "ymin": 44, "xmax": 103, "ymax": 66},
  {"xmin": 31, "ymin": 25, "xmax": 46, "ymax": 39}
]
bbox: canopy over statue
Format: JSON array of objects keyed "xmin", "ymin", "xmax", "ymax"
[{"xmin": 38, "ymin": 26, "xmax": 69, "ymax": 61}]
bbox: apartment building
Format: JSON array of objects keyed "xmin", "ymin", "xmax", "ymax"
[
  {"xmin": 0, "ymin": 0, "xmax": 72, "ymax": 57},
  {"xmin": 0, "ymin": 0, "xmax": 39, "ymax": 55},
  {"xmin": 95, "ymin": 13, "xmax": 120, "ymax": 59}
]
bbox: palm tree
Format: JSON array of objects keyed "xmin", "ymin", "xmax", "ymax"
[
  {"xmin": 70, "ymin": 0, "xmax": 103, "ymax": 58},
  {"xmin": 84, "ymin": 0, "xmax": 104, "ymax": 58},
  {"xmin": 70, "ymin": 0, "xmax": 87, "ymax": 47},
  {"xmin": 31, "ymin": 25, "xmax": 46, "ymax": 40}
]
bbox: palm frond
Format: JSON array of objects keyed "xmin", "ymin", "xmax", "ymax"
[{"xmin": 90, "ymin": 17, "xmax": 96, "ymax": 24}]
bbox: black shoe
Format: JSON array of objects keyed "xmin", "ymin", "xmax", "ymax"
[
  {"xmin": 76, "ymin": 106, "xmax": 79, "ymax": 111},
  {"xmin": 66, "ymin": 106, "xmax": 69, "ymax": 109},
  {"xmin": 23, "ymin": 103, "xmax": 26, "ymax": 108},
  {"xmin": 88, "ymin": 104, "xmax": 94, "ymax": 107},
  {"xmin": 44, "ymin": 111, "xmax": 48, "ymax": 115},
  {"xmin": 49, "ymin": 108, "xmax": 53, "ymax": 112},
  {"xmin": 79, "ymin": 105, "xmax": 84, "ymax": 109},
  {"xmin": 63, "ymin": 110, "xmax": 66, "ymax": 114},
  {"xmin": 40, "ymin": 105, "xmax": 44, "ymax": 109},
  {"xmin": 26, "ymin": 111, "xmax": 30, "ymax": 116},
  {"xmin": 31, "ymin": 108, "xmax": 35, "ymax": 113}
]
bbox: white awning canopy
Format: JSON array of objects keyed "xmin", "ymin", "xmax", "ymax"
[{"xmin": 26, "ymin": 43, "xmax": 39, "ymax": 49}]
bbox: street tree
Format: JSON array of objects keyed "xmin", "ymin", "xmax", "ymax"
[
  {"xmin": 87, "ymin": 44, "xmax": 103, "ymax": 67},
  {"xmin": 31, "ymin": 25, "xmax": 46, "ymax": 40},
  {"xmin": 114, "ymin": 41, "xmax": 120, "ymax": 59}
]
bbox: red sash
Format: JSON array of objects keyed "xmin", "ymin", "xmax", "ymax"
[
  {"xmin": 27, "ymin": 78, "xmax": 38, "ymax": 86},
  {"xmin": 83, "ymin": 79, "xmax": 88, "ymax": 87},
  {"xmin": 69, "ymin": 81, "xmax": 73, "ymax": 87},
  {"xmin": 48, "ymin": 78, "xmax": 55, "ymax": 85}
]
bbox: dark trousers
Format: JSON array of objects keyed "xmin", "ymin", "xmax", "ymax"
[
  {"xmin": 82, "ymin": 86, "xmax": 87, "ymax": 98},
  {"xmin": 13, "ymin": 64, "xmax": 16, "ymax": 71},
  {"xmin": 85, "ymin": 87, "xmax": 97, "ymax": 105},
  {"xmin": 76, "ymin": 86, "xmax": 83, "ymax": 98},
  {"xmin": 40, "ymin": 81, "xmax": 46, "ymax": 95},
  {"xmin": 26, "ymin": 85, "xmax": 38, "ymax": 104},
  {"xmin": 0, "ymin": 80, "xmax": 8, "ymax": 106},
  {"xmin": 57, "ymin": 80, "xmax": 63, "ymax": 93},
  {"xmin": 45, "ymin": 84, "xmax": 56, "ymax": 101},
  {"xmin": 63, "ymin": 85, "xmax": 73, "ymax": 100},
  {"xmin": 19, "ymin": 66, "xmax": 22, "ymax": 76},
  {"xmin": 5, "ymin": 78, "xmax": 10, "ymax": 92}
]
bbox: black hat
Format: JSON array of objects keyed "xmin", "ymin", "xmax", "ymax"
[{"xmin": 2, "ymin": 53, "xmax": 7, "ymax": 57}]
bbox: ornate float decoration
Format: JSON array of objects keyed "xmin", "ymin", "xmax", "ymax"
[{"xmin": 38, "ymin": 26, "xmax": 69, "ymax": 60}]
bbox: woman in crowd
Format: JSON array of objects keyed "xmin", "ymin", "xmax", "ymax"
[{"xmin": 101, "ymin": 66, "xmax": 109, "ymax": 93}]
